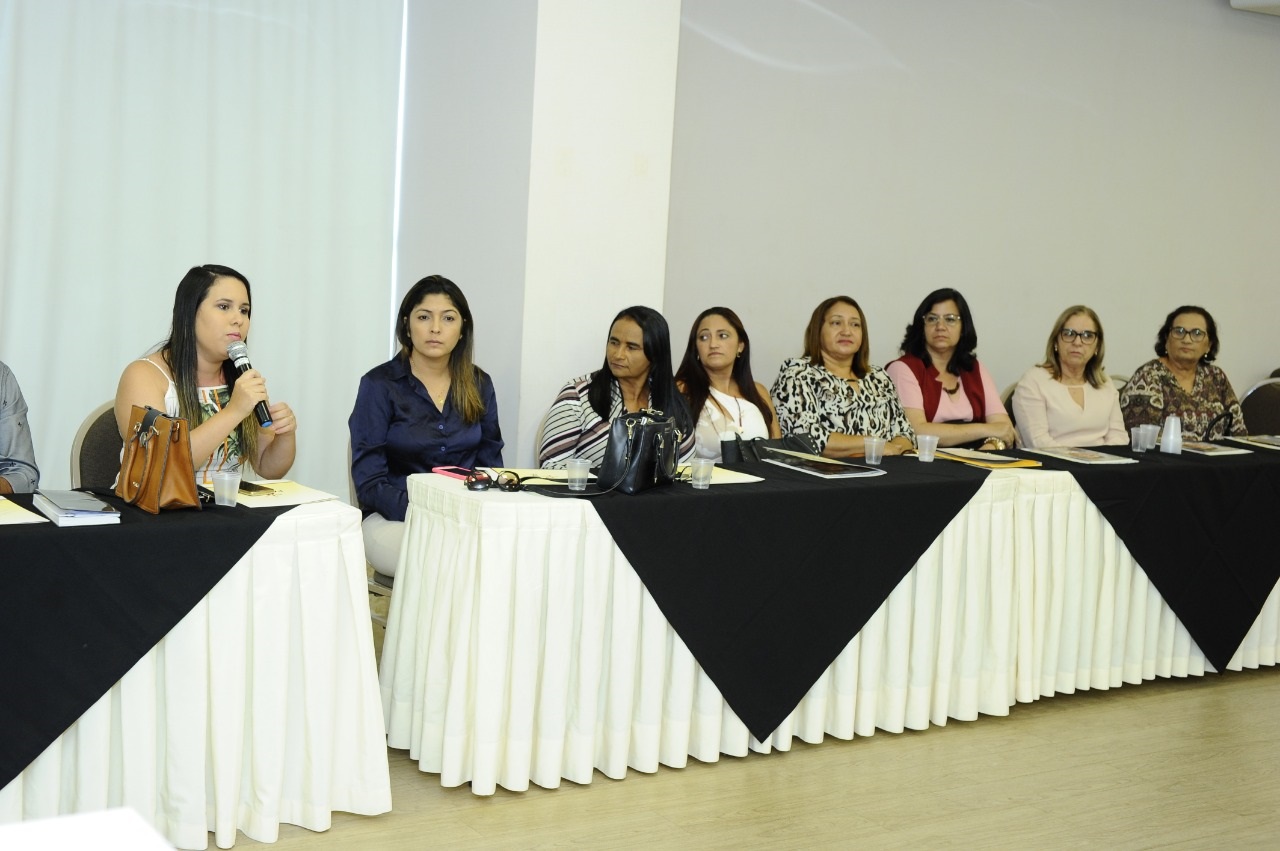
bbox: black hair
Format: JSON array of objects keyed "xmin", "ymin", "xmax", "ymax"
[
  {"xmin": 587, "ymin": 305, "xmax": 693, "ymax": 438},
  {"xmin": 898, "ymin": 288, "xmax": 979, "ymax": 374},
  {"xmin": 162, "ymin": 264, "xmax": 259, "ymax": 466},
  {"xmin": 396, "ymin": 274, "xmax": 488, "ymax": 424},
  {"xmin": 675, "ymin": 306, "xmax": 774, "ymax": 432},
  {"xmin": 1154, "ymin": 305, "xmax": 1220, "ymax": 363}
]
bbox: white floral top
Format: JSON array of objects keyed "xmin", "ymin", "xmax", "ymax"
[{"xmin": 143, "ymin": 359, "xmax": 244, "ymax": 484}]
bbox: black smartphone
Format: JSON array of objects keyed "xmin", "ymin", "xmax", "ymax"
[{"xmin": 238, "ymin": 481, "xmax": 279, "ymax": 495}]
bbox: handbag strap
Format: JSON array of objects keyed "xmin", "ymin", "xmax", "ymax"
[{"xmin": 118, "ymin": 418, "xmax": 156, "ymax": 505}]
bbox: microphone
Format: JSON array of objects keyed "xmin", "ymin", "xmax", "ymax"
[{"xmin": 226, "ymin": 341, "xmax": 274, "ymax": 427}]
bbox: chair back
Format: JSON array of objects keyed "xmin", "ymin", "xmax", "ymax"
[
  {"xmin": 71, "ymin": 401, "xmax": 123, "ymax": 489},
  {"xmin": 1000, "ymin": 382, "xmax": 1017, "ymax": 427},
  {"xmin": 1240, "ymin": 378, "xmax": 1280, "ymax": 436}
]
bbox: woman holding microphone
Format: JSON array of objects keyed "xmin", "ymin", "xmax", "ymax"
[{"xmin": 114, "ymin": 264, "xmax": 297, "ymax": 485}]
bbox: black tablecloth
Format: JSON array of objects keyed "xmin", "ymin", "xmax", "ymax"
[
  {"xmin": 586, "ymin": 458, "xmax": 990, "ymax": 741},
  {"xmin": 0, "ymin": 493, "xmax": 293, "ymax": 789},
  {"xmin": 578, "ymin": 446, "xmax": 1280, "ymax": 740},
  {"xmin": 1030, "ymin": 446, "xmax": 1280, "ymax": 672}
]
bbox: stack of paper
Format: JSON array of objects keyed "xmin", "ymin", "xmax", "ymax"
[
  {"xmin": 0, "ymin": 496, "xmax": 48, "ymax": 525},
  {"xmin": 233, "ymin": 480, "xmax": 339, "ymax": 508},
  {"xmin": 934, "ymin": 447, "xmax": 1043, "ymax": 469}
]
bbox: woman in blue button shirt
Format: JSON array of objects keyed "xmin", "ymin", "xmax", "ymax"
[{"xmin": 349, "ymin": 275, "xmax": 504, "ymax": 576}]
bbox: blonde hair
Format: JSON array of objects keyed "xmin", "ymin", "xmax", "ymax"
[{"xmin": 1040, "ymin": 304, "xmax": 1109, "ymax": 388}]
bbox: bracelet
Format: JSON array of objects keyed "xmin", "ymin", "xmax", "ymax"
[{"xmin": 987, "ymin": 438, "xmax": 1007, "ymax": 451}]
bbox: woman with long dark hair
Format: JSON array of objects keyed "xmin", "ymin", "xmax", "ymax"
[
  {"xmin": 886, "ymin": 288, "xmax": 1015, "ymax": 450},
  {"xmin": 674, "ymin": 307, "xmax": 780, "ymax": 461},
  {"xmin": 114, "ymin": 264, "xmax": 297, "ymax": 484},
  {"xmin": 349, "ymin": 274, "xmax": 503, "ymax": 576},
  {"xmin": 538, "ymin": 305, "xmax": 695, "ymax": 468}
]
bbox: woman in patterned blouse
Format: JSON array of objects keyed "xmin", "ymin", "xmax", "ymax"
[
  {"xmin": 771, "ymin": 296, "xmax": 914, "ymax": 458},
  {"xmin": 1119, "ymin": 306, "xmax": 1247, "ymax": 440},
  {"xmin": 538, "ymin": 306, "xmax": 695, "ymax": 469}
]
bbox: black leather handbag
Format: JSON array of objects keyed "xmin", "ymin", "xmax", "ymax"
[
  {"xmin": 596, "ymin": 409, "xmax": 680, "ymax": 495},
  {"xmin": 720, "ymin": 433, "xmax": 819, "ymax": 464}
]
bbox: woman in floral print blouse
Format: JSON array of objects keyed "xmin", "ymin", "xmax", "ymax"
[{"xmin": 1119, "ymin": 305, "xmax": 1247, "ymax": 440}]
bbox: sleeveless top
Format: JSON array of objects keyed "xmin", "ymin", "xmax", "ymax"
[
  {"xmin": 693, "ymin": 386, "xmax": 771, "ymax": 461},
  {"xmin": 136, "ymin": 358, "xmax": 243, "ymax": 485}
]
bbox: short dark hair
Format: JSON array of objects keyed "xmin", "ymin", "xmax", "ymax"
[
  {"xmin": 1154, "ymin": 305, "xmax": 1220, "ymax": 363},
  {"xmin": 898, "ymin": 288, "xmax": 979, "ymax": 374},
  {"xmin": 802, "ymin": 296, "xmax": 870, "ymax": 378}
]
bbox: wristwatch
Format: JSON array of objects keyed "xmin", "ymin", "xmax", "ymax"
[{"xmin": 987, "ymin": 438, "xmax": 1007, "ymax": 451}]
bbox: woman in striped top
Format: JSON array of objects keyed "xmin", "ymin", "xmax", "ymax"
[{"xmin": 538, "ymin": 306, "xmax": 695, "ymax": 469}]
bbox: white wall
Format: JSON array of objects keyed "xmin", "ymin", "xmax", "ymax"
[
  {"xmin": 664, "ymin": 0, "xmax": 1280, "ymax": 399},
  {"xmin": 515, "ymin": 0, "xmax": 683, "ymax": 464},
  {"xmin": 395, "ymin": 1, "xmax": 682, "ymax": 467},
  {"xmin": 393, "ymin": 0, "xmax": 537, "ymax": 464}
]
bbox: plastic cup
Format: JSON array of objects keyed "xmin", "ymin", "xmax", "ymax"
[
  {"xmin": 916, "ymin": 434, "xmax": 940, "ymax": 462},
  {"xmin": 1140, "ymin": 424, "xmax": 1159, "ymax": 451},
  {"xmin": 1130, "ymin": 426, "xmax": 1146, "ymax": 453},
  {"xmin": 690, "ymin": 458, "xmax": 715, "ymax": 490},
  {"xmin": 211, "ymin": 469, "xmax": 241, "ymax": 506},
  {"xmin": 1160, "ymin": 415, "xmax": 1183, "ymax": 454},
  {"xmin": 566, "ymin": 458, "xmax": 591, "ymax": 492},
  {"xmin": 863, "ymin": 436, "xmax": 886, "ymax": 465}
]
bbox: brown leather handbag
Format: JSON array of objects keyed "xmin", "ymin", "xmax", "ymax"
[{"xmin": 116, "ymin": 405, "xmax": 202, "ymax": 513}]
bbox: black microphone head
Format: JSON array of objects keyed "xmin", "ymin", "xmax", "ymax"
[{"xmin": 227, "ymin": 340, "xmax": 250, "ymax": 366}]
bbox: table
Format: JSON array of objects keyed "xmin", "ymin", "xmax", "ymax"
[
  {"xmin": 380, "ymin": 461, "xmax": 1280, "ymax": 795},
  {"xmin": 0, "ymin": 500, "xmax": 392, "ymax": 849},
  {"xmin": 0, "ymin": 808, "xmax": 173, "ymax": 850}
]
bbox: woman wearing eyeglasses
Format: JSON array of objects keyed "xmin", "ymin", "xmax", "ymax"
[
  {"xmin": 1118, "ymin": 306, "xmax": 1247, "ymax": 440},
  {"xmin": 1012, "ymin": 305, "xmax": 1127, "ymax": 449},
  {"xmin": 886, "ymin": 289, "xmax": 1016, "ymax": 451},
  {"xmin": 771, "ymin": 296, "xmax": 914, "ymax": 458}
]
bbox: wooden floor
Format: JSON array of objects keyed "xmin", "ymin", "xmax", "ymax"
[{"xmin": 242, "ymin": 631, "xmax": 1280, "ymax": 850}]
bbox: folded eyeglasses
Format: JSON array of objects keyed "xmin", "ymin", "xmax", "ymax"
[{"xmin": 463, "ymin": 469, "xmax": 524, "ymax": 492}]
